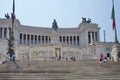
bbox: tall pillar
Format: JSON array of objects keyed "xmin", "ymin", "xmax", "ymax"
[
  {"xmin": 29, "ymin": 35, "xmax": 30, "ymax": 45},
  {"xmin": 63, "ymin": 36, "xmax": 65, "ymax": 43},
  {"xmin": 31, "ymin": 35, "xmax": 33, "ymax": 45},
  {"xmin": 39, "ymin": 36, "xmax": 41, "ymax": 44},
  {"xmin": 34, "ymin": 35, "xmax": 37, "ymax": 45},
  {"xmin": 64, "ymin": 36, "xmax": 66, "ymax": 44},
  {"xmin": 70, "ymin": 36, "xmax": 72, "ymax": 45},
  {"xmin": 25, "ymin": 34, "xmax": 27, "ymax": 45},
  {"xmin": 72, "ymin": 36, "xmax": 74, "ymax": 45},
  {"xmin": 61, "ymin": 36, "xmax": 63, "ymax": 43},
  {"xmin": 19, "ymin": 34, "xmax": 21, "ymax": 44},
  {"xmin": 22, "ymin": 34, "xmax": 24, "ymax": 44},
  {"xmin": 41, "ymin": 36, "xmax": 43, "ymax": 44},
  {"xmin": 93, "ymin": 31, "xmax": 95, "ymax": 43},
  {"xmin": 77, "ymin": 36, "xmax": 80, "ymax": 46},
  {"xmin": 40, "ymin": 36, "xmax": 42, "ymax": 44},
  {"xmin": 37, "ymin": 35, "xmax": 38, "ymax": 45},
  {"xmin": 98, "ymin": 31, "xmax": 100, "ymax": 42},
  {"xmin": 73, "ymin": 36, "xmax": 75, "ymax": 45},
  {"xmin": 23, "ymin": 34, "xmax": 25, "ymax": 44},
  {"xmin": 26, "ymin": 34, "xmax": 28, "ymax": 45},
  {"xmin": 33, "ymin": 35, "xmax": 35, "ymax": 45},
  {"xmin": 76, "ymin": 36, "xmax": 77, "ymax": 45},
  {"xmin": 69, "ymin": 36, "xmax": 70, "ymax": 45},
  {"xmin": 2, "ymin": 28, "xmax": 4, "ymax": 39},
  {"xmin": 44, "ymin": 36, "xmax": 46, "ymax": 44},
  {"xmin": 73, "ymin": 36, "xmax": 76, "ymax": 45},
  {"xmin": 48, "ymin": 36, "xmax": 49, "ymax": 43},
  {"xmin": 7, "ymin": 27, "xmax": 9, "ymax": 39},
  {"xmin": 43, "ymin": 35, "xmax": 45, "ymax": 44},
  {"xmin": 90, "ymin": 32, "xmax": 93, "ymax": 44}
]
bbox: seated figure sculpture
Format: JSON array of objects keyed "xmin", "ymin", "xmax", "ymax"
[{"xmin": 52, "ymin": 19, "xmax": 58, "ymax": 31}]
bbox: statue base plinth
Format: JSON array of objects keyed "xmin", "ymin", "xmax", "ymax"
[{"xmin": 111, "ymin": 42, "xmax": 120, "ymax": 62}]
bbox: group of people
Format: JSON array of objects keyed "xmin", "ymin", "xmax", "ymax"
[{"xmin": 99, "ymin": 53, "xmax": 110, "ymax": 63}]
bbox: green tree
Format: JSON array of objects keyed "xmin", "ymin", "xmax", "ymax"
[{"xmin": 6, "ymin": 31, "xmax": 15, "ymax": 61}]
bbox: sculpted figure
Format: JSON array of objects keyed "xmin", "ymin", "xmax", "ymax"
[
  {"xmin": 5, "ymin": 13, "xmax": 10, "ymax": 19},
  {"xmin": 82, "ymin": 17, "xmax": 86, "ymax": 23},
  {"xmin": 52, "ymin": 19, "xmax": 58, "ymax": 31},
  {"xmin": 87, "ymin": 18, "xmax": 91, "ymax": 23}
]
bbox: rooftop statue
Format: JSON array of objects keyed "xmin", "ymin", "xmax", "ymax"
[
  {"xmin": 5, "ymin": 13, "xmax": 10, "ymax": 19},
  {"xmin": 87, "ymin": 18, "xmax": 91, "ymax": 23},
  {"xmin": 82, "ymin": 17, "xmax": 91, "ymax": 23},
  {"xmin": 52, "ymin": 19, "xmax": 58, "ymax": 32},
  {"xmin": 82, "ymin": 17, "xmax": 86, "ymax": 23}
]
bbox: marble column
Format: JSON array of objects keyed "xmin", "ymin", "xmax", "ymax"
[
  {"xmin": 7, "ymin": 27, "xmax": 9, "ymax": 39},
  {"xmin": 98, "ymin": 31, "xmax": 100, "ymax": 42},
  {"xmin": 61, "ymin": 36, "xmax": 63, "ymax": 43},
  {"xmin": 26, "ymin": 34, "xmax": 29, "ymax": 45},
  {"xmin": 76, "ymin": 36, "xmax": 77, "ymax": 45},
  {"xmin": 40, "ymin": 36, "xmax": 42, "ymax": 44},
  {"xmin": 94, "ymin": 31, "xmax": 95, "ymax": 43},
  {"xmin": 37, "ymin": 35, "xmax": 39, "ymax": 45},
  {"xmin": 72, "ymin": 36, "xmax": 74, "ymax": 45},
  {"xmin": 29, "ymin": 35, "xmax": 31, "ymax": 45},
  {"xmin": 2, "ymin": 28, "xmax": 4, "ymax": 39},
  {"xmin": 47, "ymin": 36, "xmax": 49, "ymax": 43},
  {"xmin": 33, "ymin": 35, "xmax": 35, "ymax": 45},
  {"xmin": 44, "ymin": 36, "xmax": 46, "ymax": 44},
  {"xmin": 22, "ymin": 34, "xmax": 24, "ymax": 44},
  {"xmin": 90, "ymin": 32, "xmax": 93, "ymax": 45},
  {"xmin": 64, "ymin": 36, "xmax": 66, "ymax": 44},
  {"xmin": 25, "ymin": 34, "xmax": 27, "ymax": 45},
  {"xmin": 69, "ymin": 36, "xmax": 70, "ymax": 45},
  {"xmin": 31, "ymin": 35, "xmax": 33, "ymax": 45}
]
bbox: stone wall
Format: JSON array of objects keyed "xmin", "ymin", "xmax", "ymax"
[{"xmin": 16, "ymin": 44, "xmax": 97, "ymax": 61}]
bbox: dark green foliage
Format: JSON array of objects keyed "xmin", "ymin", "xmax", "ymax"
[{"xmin": 6, "ymin": 31, "xmax": 15, "ymax": 61}]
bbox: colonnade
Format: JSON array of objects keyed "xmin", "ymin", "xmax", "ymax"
[
  {"xmin": 0, "ymin": 27, "xmax": 11, "ymax": 39},
  {"xmin": 19, "ymin": 33, "xmax": 80, "ymax": 46},
  {"xmin": 88, "ymin": 31, "xmax": 98, "ymax": 44},
  {"xmin": 59, "ymin": 36, "xmax": 80, "ymax": 45},
  {"xmin": 19, "ymin": 33, "xmax": 51, "ymax": 45},
  {"xmin": 0, "ymin": 27, "xmax": 98, "ymax": 46}
]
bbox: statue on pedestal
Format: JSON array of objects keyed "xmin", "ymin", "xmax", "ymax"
[{"xmin": 52, "ymin": 19, "xmax": 58, "ymax": 32}]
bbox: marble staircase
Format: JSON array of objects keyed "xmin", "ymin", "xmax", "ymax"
[{"xmin": 0, "ymin": 60, "xmax": 120, "ymax": 80}]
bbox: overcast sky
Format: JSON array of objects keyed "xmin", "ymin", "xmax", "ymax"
[{"xmin": 0, "ymin": 0, "xmax": 120, "ymax": 42}]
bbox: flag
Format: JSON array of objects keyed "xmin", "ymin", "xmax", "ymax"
[
  {"xmin": 111, "ymin": 0, "xmax": 115, "ymax": 30},
  {"xmin": 12, "ymin": 0, "xmax": 15, "ymax": 26}
]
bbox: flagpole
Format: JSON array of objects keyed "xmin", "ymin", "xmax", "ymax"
[
  {"xmin": 11, "ymin": 0, "xmax": 15, "ymax": 42},
  {"xmin": 9, "ymin": 0, "xmax": 15, "ymax": 61},
  {"xmin": 112, "ymin": 0, "xmax": 118, "ymax": 43},
  {"xmin": 12, "ymin": 0, "xmax": 15, "ymax": 33}
]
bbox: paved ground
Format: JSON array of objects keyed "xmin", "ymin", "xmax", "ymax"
[{"xmin": 0, "ymin": 60, "xmax": 120, "ymax": 80}]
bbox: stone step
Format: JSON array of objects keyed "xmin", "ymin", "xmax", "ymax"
[
  {"xmin": 0, "ymin": 61, "xmax": 120, "ymax": 80},
  {"xmin": 0, "ymin": 73, "xmax": 120, "ymax": 80}
]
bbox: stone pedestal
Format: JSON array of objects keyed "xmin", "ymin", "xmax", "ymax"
[
  {"xmin": 111, "ymin": 43, "xmax": 120, "ymax": 62},
  {"xmin": 50, "ymin": 31, "xmax": 60, "ymax": 44}
]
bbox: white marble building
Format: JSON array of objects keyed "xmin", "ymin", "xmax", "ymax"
[{"xmin": 0, "ymin": 18, "xmax": 113, "ymax": 61}]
